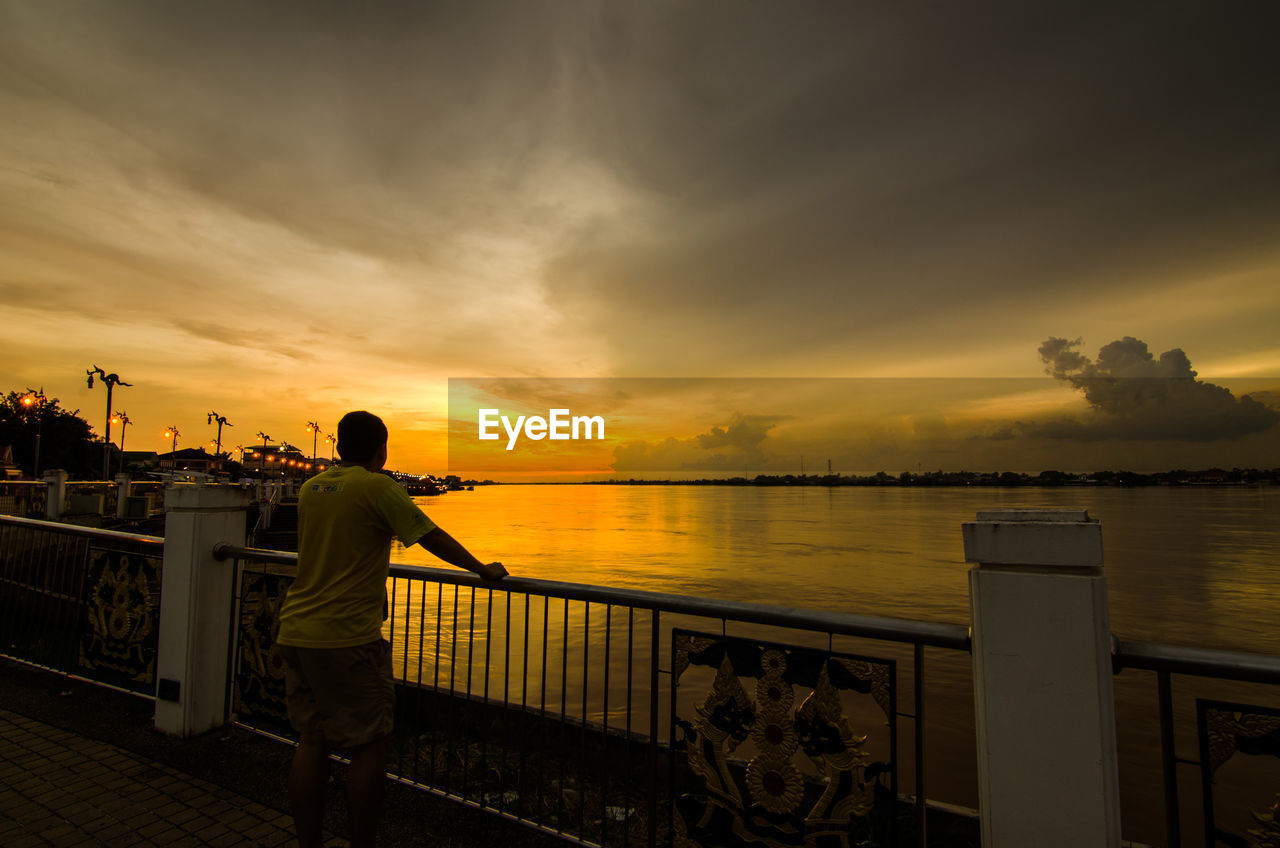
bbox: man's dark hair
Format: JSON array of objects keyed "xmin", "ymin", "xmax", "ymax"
[{"xmin": 337, "ymin": 411, "xmax": 388, "ymax": 463}]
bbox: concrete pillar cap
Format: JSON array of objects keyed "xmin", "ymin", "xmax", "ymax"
[
  {"xmin": 974, "ymin": 508, "xmax": 1093, "ymax": 523},
  {"xmin": 963, "ymin": 508, "xmax": 1103, "ymax": 568}
]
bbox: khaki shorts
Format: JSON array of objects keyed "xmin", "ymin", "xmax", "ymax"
[{"xmin": 276, "ymin": 638, "xmax": 394, "ymax": 749}]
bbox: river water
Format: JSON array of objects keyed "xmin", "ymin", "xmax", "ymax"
[{"xmin": 390, "ymin": 484, "xmax": 1279, "ymax": 844}]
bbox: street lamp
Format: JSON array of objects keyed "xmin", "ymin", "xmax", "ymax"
[
  {"xmin": 324, "ymin": 432, "xmax": 336, "ymax": 461},
  {"xmin": 86, "ymin": 366, "xmax": 130, "ymax": 480},
  {"xmin": 110, "ymin": 411, "xmax": 131, "ymax": 477},
  {"xmin": 256, "ymin": 431, "xmax": 272, "ymax": 478},
  {"xmin": 305, "ymin": 420, "xmax": 321, "ymax": 465},
  {"xmin": 163, "ymin": 426, "xmax": 180, "ymax": 470},
  {"xmin": 20, "ymin": 388, "xmax": 47, "ymax": 478}
]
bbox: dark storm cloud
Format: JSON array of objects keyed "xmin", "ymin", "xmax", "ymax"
[
  {"xmin": 1025, "ymin": 336, "xmax": 1280, "ymax": 441},
  {"xmin": 695, "ymin": 414, "xmax": 789, "ymax": 451},
  {"xmin": 0, "ymin": 1, "xmax": 576, "ymax": 269},
  {"xmin": 541, "ymin": 3, "xmax": 1280, "ymax": 371}
]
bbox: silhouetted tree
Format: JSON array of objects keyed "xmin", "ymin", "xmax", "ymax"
[{"xmin": 0, "ymin": 391, "xmax": 101, "ymax": 479}]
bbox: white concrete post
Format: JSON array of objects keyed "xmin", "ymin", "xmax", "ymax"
[
  {"xmin": 42, "ymin": 469, "xmax": 67, "ymax": 520},
  {"xmin": 963, "ymin": 508, "xmax": 1120, "ymax": 847},
  {"xmin": 114, "ymin": 474, "xmax": 131, "ymax": 520},
  {"xmin": 155, "ymin": 484, "xmax": 251, "ymax": 737}
]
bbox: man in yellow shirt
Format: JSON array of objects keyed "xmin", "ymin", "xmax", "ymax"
[{"xmin": 276, "ymin": 410, "xmax": 506, "ymax": 848}]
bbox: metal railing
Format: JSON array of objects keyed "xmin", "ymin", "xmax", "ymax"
[
  {"xmin": 0, "ymin": 514, "xmax": 164, "ymax": 697},
  {"xmin": 1113, "ymin": 639, "xmax": 1280, "ymax": 848},
  {"xmin": 218, "ymin": 543, "xmax": 973, "ymax": 848},
  {"xmin": 65, "ymin": 480, "xmax": 120, "ymax": 518},
  {"xmin": 0, "ymin": 481, "xmax": 47, "ymax": 518}
]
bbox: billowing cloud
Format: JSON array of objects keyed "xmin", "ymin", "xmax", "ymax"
[
  {"xmin": 1027, "ymin": 336, "xmax": 1280, "ymax": 441},
  {"xmin": 613, "ymin": 412, "xmax": 788, "ymax": 472}
]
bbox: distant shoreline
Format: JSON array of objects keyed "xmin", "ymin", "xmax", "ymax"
[{"xmin": 501, "ymin": 468, "xmax": 1279, "ymax": 487}]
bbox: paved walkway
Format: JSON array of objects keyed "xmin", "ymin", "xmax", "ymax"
[{"xmin": 0, "ymin": 707, "xmax": 340, "ymax": 847}]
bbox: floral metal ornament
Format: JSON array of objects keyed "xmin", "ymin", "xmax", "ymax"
[
  {"xmin": 1198, "ymin": 700, "xmax": 1280, "ymax": 847},
  {"xmin": 232, "ymin": 571, "xmax": 294, "ymax": 729},
  {"xmin": 1252, "ymin": 795, "xmax": 1280, "ymax": 848},
  {"xmin": 78, "ymin": 548, "xmax": 161, "ymax": 691},
  {"xmin": 673, "ymin": 630, "xmax": 896, "ymax": 848},
  {"xmin": 746, "ymin": 754, "xmax": 806, "ymax": 815}
]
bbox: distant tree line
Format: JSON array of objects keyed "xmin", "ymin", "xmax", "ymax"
[{"xmin": 593, "ymin": 468, "xmax": 1280, "ymax": 487}]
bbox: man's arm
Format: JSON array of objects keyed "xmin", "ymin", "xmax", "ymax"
[{"xmin": 417, "ymin": 526, "xmax": 507, "ymax": 581}]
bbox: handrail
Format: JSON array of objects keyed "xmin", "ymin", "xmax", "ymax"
[
  {"xmin": 0, "ymin": 514, "xmax": 163, "ymax": 545},
  {"xmin": 1114, "ymin": 638, "xmax": 1280, "ymax": 685},
  {"xmin": 213, "ymin": 542, "xmax": 973, "ymax": 650}
]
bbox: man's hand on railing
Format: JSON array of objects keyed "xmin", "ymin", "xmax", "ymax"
[{"xmin": 476, "ymin": 561, "xmax": 508, "ymax": 581}]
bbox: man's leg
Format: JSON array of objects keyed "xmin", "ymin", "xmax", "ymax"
[
  {"xmin": 289, "ymin": 730, "xmax": 330, "ymax": 848},
  {"xmin": 345, "ymin": 733, "xmax": 390, "ymax": 848}
]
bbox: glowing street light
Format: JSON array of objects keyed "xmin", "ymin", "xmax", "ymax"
[
  {"xmin": 163, "ymin": 426, "xmax": 180, "ymax": 470},
  {"xmin": 323, "ymin": 432, "xmax": 336, "ymax": 461},
  {"xmin": 20, "ymin": 388, "xmax": 47, "ymax": 478},
  {"xmin": 110, "ymin": 411, "xmax": 132, "ymax": 477},
  {"xmin": 256, "ymin": 431, "xmax": 272, "ymax": 477},
  {"xmin": 305, "ymin": 420, "xmax": 321, "ymax": 465}
]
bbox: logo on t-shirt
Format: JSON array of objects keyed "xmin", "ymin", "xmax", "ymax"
[{"xmin": 311, "ymin": 482, "xmax": 345, "ymax": 494}]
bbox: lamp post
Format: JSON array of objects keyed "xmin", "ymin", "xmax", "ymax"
[
  {"xmin": 163, "ymin": 427, "xmax": 180, "ymax": 470},
  {"xmin": 324, "ymin": 432, "xmax": 336, "ymax": 461},
  {"xmin": 20, "ymin": 388, "xmax": 47, "ymax": 479},
  {"xmin": 281, "ymin": 443, "xmax": 298, "ymax": 482},
  {"xmin": 86, "ymin": 366, "xmax": 130, "ymax": 480},
  {"xmin": 207, "ymin": 412, "xmax": 232, "ymax": 471},
  {"xmin": 256, "ymin": 431, "xmax": 271, "ymax": 478},
  {"xmin": 110, "ymin": 411, "xmax": 131, "ymax": 477},
  {"xmin": 306, "ymin": 420, "xmax": 321, "ymax": 465}
]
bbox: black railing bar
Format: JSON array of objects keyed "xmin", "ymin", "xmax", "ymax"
[
  {"xmin": 601, "ymin": 603, "xmax": 611, "ymax": 848},
  {"xmin": 1115, "ymin": 639, "xmax": 1280, "ymax": 684},
  {"xmin": 518, "ymin": 593, "xmax": 529, "ymax": 821},
  {"xmin": 624, "ymin": 607, "xmax": 634, "ymax": 848},
  {"xmin": 1157, "ymin": 668, "xmax": 1181, "ymax": 848},
  {"xmin": 215, "ymin": 543, "xmax": 296, "ymax": 565},
  {"xmin": 558, "ymin": 597, "xmax": 569, "ymax": 835},
  {"xmin": 414, "ymin": 580, "xmax": 426, "ymax": 786},
  {"xmin": 914, "ymin": 642, "xmax": 927, "ymax": 848},
  {"xmin": 224, "ymin": 561, "xmax": 245, "ymax": 725},
  {"xmin": 480, "ymin": 588, "xmax": 492, "ymax": 806},
  {"xmin": 647, "ymin": 610, "xmax": 659, "ymax": 848},
  {"xmin": 463, "ymin": 585, "xmax": 476, "ymax": 797},
  {"xmin": 383, "ymin": 772, "xmax": 605, "ymax": 848},
  {"xmin": 0, "ymin": 653, "xmax": 156, "ymax": 702},
  {"xmin": 0, "ymin": 578, "xmax": 80, "ymax": 603},
  {"xmin": 579, "ymin": 601, "xmax": 590, "ymax": 840},
  {"xmin": 429, "ymin": 580, "xmax": 442, "ymax": 786},
  {"xmin": 498, "ymin": 591, "xmax": 510, "ymax": 817},
  {"xmin": 217, "ymin": 545, "xmax": 971, "ymax": 650},
  {"xmin": 0, "ymin": 515, "xmax": 163, "ymax": 545},
  {"xmin": 537, "ymin": 594, "xmax": 549, "ymax": 825}
]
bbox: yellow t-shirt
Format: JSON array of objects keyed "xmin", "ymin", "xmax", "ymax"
[{"xmin": 276, "ymin": 465, "xmax": 435, "ymax": 648}]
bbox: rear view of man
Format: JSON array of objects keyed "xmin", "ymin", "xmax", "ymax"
[{"xmin": 275, "ymin": 410, "xmax": 507, "ymax": 848}]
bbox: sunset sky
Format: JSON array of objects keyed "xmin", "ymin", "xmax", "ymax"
[{"xmin": 2, "ymin": 2, "xmax": 1278, "ymax": 475}]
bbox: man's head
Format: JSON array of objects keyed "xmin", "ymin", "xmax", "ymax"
[{"xmin": 337, "ymin": 411, "xmax": 388, "ymax": 468}]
